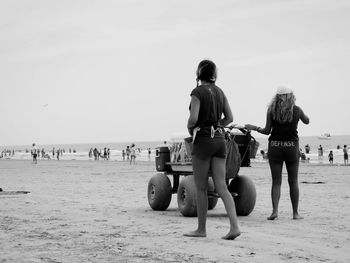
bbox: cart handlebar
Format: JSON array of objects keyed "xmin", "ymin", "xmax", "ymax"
[{"xmin": 226, "ymin": 124, "xmax": 249, "ymax": 134}]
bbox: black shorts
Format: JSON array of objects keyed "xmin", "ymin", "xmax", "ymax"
[
  {"xmin": 268, "ymin": 140, "xmax": 299, "ymax": 163},
  {"xmin": 192, "ymin": 135, "xmax": 226, "ymax": 160},
  {"xmin": 33, "ymin": 153, "xmax": 37, "ymax": 159}
]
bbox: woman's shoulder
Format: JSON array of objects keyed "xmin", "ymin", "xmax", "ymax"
[
  {"xmin": 294, "ymin": 105, "xmax": 301, "ymax": 110},
  {"xmin": 212, "ymin": 84, "xmax": 226, "ymax": 97},
  {"xmin": 293, "ymin": 105, "xmax": 303, "ymax": 114},
  {"xmin": 293, "ymin": 105, "xmax": 308, "ymax": 121},
  {"xmin": 190, "ymin": 86, "xmax": 202, "ymax": 96},
  {"xmin": 213, "ymin": 83, "xmax": 223, "ymax": 91}
]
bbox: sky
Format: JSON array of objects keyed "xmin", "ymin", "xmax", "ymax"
[{"xmin": 1, "ymin": 0, "xmax": 350, "ymax": 146}]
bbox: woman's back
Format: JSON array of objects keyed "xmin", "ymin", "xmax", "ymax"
[
  {"xmin": 270, "ymin": 105, "xmax": 302, "ymax": 141},
  {"xmin": 190, "ymin": 84, "xmax": 224, "ymax": 128}
]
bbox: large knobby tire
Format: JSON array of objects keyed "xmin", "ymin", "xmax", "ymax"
[
  {"xmin": 177, "ymin": 176, "xmax": 197, "ymax": 217},
  {"xmin": 148, "ymin": 173, "xmax": 172, "ymax": 211},
  {"xmin": 207, "ymin": 177, "xmax": 218, "ymax": 210},
  {"xmin": 228, "ymin": 175, "xmax": 256, "ymax": 216}
]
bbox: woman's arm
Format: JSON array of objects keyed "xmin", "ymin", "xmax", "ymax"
[
  {"xmin": 187, "ymin": 95, "xmax": 200, "ymax": 135},
  {"xmin": 245, "ymin": 109, "xmax": 272, "ymax": 135},
  {"xmin": 299, "ymin": 107, "xmax": 310, "ymax": 124},
  {"xmin": 219, "ymin": 93, "xmax": 233, "ymax": 127},
  {"xmin": 258, "ymin": 110, "xmax": 272, "ymax": 135}
]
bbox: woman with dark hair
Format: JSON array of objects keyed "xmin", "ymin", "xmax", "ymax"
[
  {"xmin": 246, "ymin": 86, "xmax": 309, "ymax": 220},
  {"xmin": 185, "ymin": 59, "xmax": 240, "ymax": 240}
]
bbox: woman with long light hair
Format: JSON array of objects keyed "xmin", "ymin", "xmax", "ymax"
[{"xmin": 246, "ymin": 86, "xmax": 309, "ymax": 220}]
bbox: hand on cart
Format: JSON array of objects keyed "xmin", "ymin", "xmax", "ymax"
[
  {"xmin": 244, "ymin": 124, "xmax": 257, "ymax": 131},
  {"xmin": 226, "ymin": 124, "xmax": 250, "ymax": 134}
]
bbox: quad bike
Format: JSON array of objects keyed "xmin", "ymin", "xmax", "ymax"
[{"xmin": 147, "ymin": 125, "xmax": 259, "ymax": 217}]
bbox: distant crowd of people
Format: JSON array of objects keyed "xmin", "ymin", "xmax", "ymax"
[
  {"xmin": 23, "ymin": 143, "xmax": 156, "ymax": 164},
  {"xmin": 87, "ymin": 144, "xmax": 153, "ymax": 165},
  {"xmin": 0, "ymin": 149, "xmax": 15, "ymax": 158},
  {"xmin": 30, "ymin": 143, "xmax": 75, "ymax": 163},
  {"xmin": 316, "ymin": 144, "xmax": 348, "ymax": 165},
  {"xmin": 0, "ymin": 145, "xmax": 79, "ymax": 163},
  {"xmin": 121, "ymin": 144, "xmax": 137, "ymax": 164},
  {"xmin": 120, "ymin": 144, "xmax": 151, "ymax": 164},
  {"xmin": 89, "ymin": 147, "xmax": 111, "ymax": 160}
]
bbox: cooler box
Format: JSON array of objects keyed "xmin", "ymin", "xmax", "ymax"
[{"xmin": 155, "ymin": 146, "xmax": 171, "ymax": 172}]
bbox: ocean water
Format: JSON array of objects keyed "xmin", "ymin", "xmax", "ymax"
[{"xmin": 1, "ymin": 134, "xmax": 350, "ymax": 164}]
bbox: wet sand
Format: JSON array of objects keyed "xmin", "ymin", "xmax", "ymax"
[{"xmin": 0, "ymin": 159, "xmax": 349, "ymax": 262}]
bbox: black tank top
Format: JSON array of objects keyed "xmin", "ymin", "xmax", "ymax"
[
  {"xmin": 269, "ymin": 105, "xmax": 301, "ymax": 141},
  {"xmin": 190, "ymin": 84, "xmax": 224, "ymax": 128}
]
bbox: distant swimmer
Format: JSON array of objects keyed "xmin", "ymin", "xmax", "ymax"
[
  {"xmin": 245, "ymin": 86, "xmax": 309, "ymax": 220},
  {"xmin": 304, "ymin": 144, "xmax": 310, "ymax": 154},
  {"xmin": 318, "ymin": 145, "xmax": 323, "ymax": 158},
  {"xmin": 31, "ymin": 143, "xmax": 38, "ymax": 164},
  {"xmin": 126, "ymin": 146, "xmax": 130, "ymax": 160},
  {"xmin": 130, "ymin": 144, "xmax": 136, "ymax": 165},
  {"xmin": 328, "ymin": 150, "xmax": 333, "ymax": 164},
  {"xmin": 148, "ymin": 148, "xmax": 151, "ymax": 160},
  {"xmin": 343, "ymin": 145, "xmax": 348, "ymax": 165}
]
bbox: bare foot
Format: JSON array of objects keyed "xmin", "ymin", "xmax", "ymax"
[
  {"xmin": 184, "ymin": 230, "xmax": 206, "ymax": 237},
  {"xmin": 222, "ymin": 231, "xmax": 241, "ymax": 240},
  {"xmin": 293, "ymin": 213, "xmax": 303, "ymax": 220},
  {"xmin": 267, "ymin": 212, "xmax": 278, "ymax": 220}
]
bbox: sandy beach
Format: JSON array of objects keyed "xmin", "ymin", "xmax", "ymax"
[{"xmin": 0, "ymin": 159, "xmax": 349, "ymax": 262}]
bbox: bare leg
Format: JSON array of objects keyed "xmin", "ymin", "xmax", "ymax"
[
  {"xmin": 268, "ymin": 160, "xmax": 283, "ymax": 220},
  {"xmin": 211, "ymin": 157, "xmax": 240, "ymax": 240},
  {"xmin": 286, "ymin": 160, "xmax": 303, "ymax": 219},
  {"xmin": 184, "ymin": 155, "xmax": 210, "ymax": 237}
]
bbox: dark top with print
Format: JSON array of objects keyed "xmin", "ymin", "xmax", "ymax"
[
  {"xmin": 190, "ymin": 84, "xmax": 225, "ymax": 128},
  {"xmin": 190, "ymin": 84, "xmax": 226, "ymax": 137},
  {"xmin": 269, "ymin": 105, "xmax": 302, "ymax": 141}
]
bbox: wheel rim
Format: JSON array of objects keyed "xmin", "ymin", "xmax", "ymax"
[
  {"xmin": 150, "ymin": 184, "xmax": 156, "ymax": 201},
  {"xmin": 180, "ymin": 189, "xmax": 186, "ymax": 204}
]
